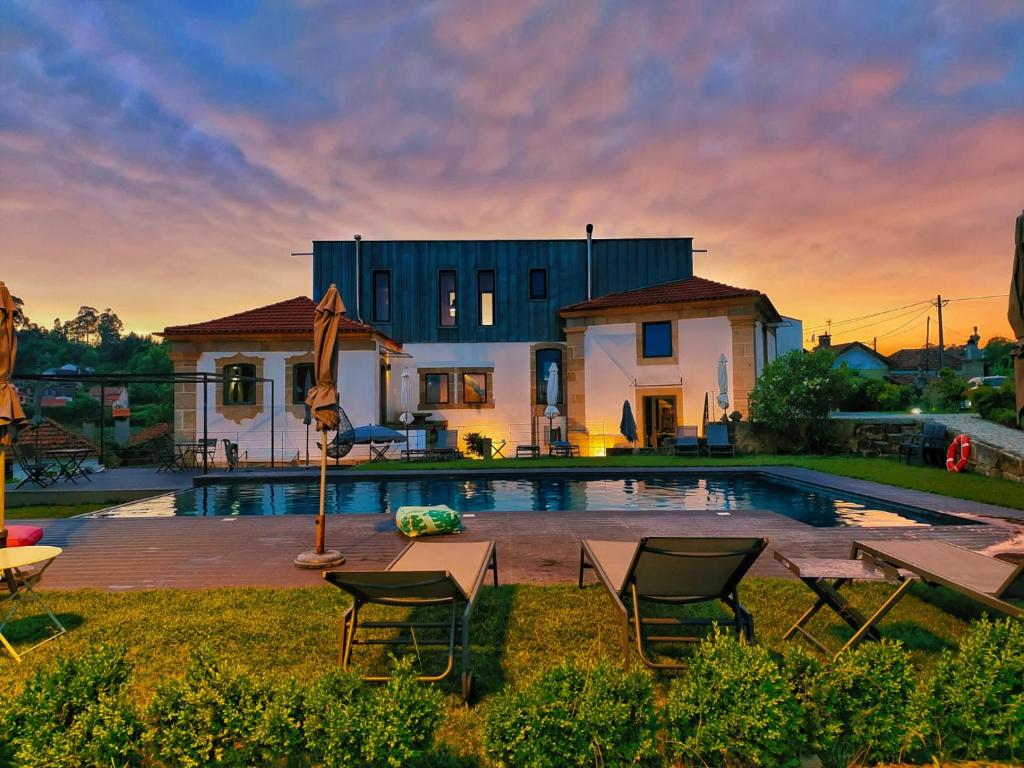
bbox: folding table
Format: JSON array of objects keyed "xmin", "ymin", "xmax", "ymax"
[
  {"xmin": 774, "ymin": 550, "xmax": 918, "ymax": 659},
  {"xmin": 1, "ymin": 545, "xmax": 66, "ymax": 663},
  {"xmin": 46, "ymin": 448, "xmax": 91, "ymax": 484}
]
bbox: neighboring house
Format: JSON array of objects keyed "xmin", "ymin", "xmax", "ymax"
[
  {"xmin": 163, "ymin": 232, "xmax": 801, "ymax": 457},
  {"xmin": 15, "ymin": 418, "xmax": 100, "ymax": 454},
  {"xmin": 88, "ymin": 386, "xmax": 128, "ymax": 406},
  {"xmin": 815, "ymin": 335, "xmax": 891, "ymax": 379}
]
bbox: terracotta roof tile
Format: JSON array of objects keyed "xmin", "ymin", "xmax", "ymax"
[
  {"xmin": 888, "ymin": 347, "xmax": 964, "ymax": 371},
  {"xmin": 560, "ymin": 276, "xmax": 764, "ymax": 314},
  {"xmin": 15, "ymin": 418, "xmax": 100, "ymax": 454},
  {"xmin": 160, "ymin": 296, "xmax": 391, "ymax": 341},
  {"xmin": 129, "ymin": 423, "xmax": 170, "ymax": 446}
]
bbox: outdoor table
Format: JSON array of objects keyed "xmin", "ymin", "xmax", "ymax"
[
  {"xmin": 0, "ymin": 545, "xmax": 67, "ymax": 663},
  {"xmin": 45, "ymin": 448, "xmax": 92, "ymax": 484},
  {"xmin": 774, "ymin": 550, "xmax": 918, "ymax": 659},
  {"xmin": 516, "ymin": 445, "xmax": 540, "ymax": 459},
  {"xmin": 177, "ymin": 442, "xmax": 214, "ymax": 470}
]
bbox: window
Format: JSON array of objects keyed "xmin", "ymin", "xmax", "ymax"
[
  {"xmin": 424, "ymin": 373, "xmax": 449, "ymax": 404},
  {"xmin": 529, "ymin": 268, "xmax": 547, "ymax": 300},
  {"xmin": 535, "ymin": 349, "xmax": 562, "ymax": 404},
  {"xmin": 642, "ymin": 321, "xmax": 673, "ymax": 358},
  {"xmin": 438, "ymin": 270, "xmax": 457, "ymax": 327},
  {"xmin": 478, "ymin": 270, "xmax": 495, "ymax": 326},
  {"xmin": 462, "ymin": 372, "xmax": 487, "ymax": 404},
  {"xmin": 372, "ymin": 270, "xmax": 390, "ymax": 323},
  {"xmin": 223, "ymin": 364, "xmax": 256, "ymax": 405},
  {"xmin": 292, "ymin": 363, "xmax": 314, "ymax": 405}
]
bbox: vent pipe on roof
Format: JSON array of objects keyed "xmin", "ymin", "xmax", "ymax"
[
  {"xmin": 586, "ymin": 223, "xmax": 593, "ymax": 300},
  {"xmin": 354, "ymin": 234, "xmax": 362, "ymax": 322}
]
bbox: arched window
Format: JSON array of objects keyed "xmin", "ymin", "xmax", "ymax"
[{"xmin": 223, "ymin": 364, "xmax": 256, "ymax": 405}]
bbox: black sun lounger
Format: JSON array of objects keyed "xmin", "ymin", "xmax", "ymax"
[
  {"xmin": 578, "ymin": 536, "xmax": 767, "ymax": 670},
  {"xmin": 324, "ymin": 540, "xmax": 498, "ymax": 701}
]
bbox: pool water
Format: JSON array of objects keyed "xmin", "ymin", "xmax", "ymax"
[{"xmin": 92, "ymin": 475, "xmax": 968, "ymax": 528}]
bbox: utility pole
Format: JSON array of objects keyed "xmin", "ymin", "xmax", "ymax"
[
  {"xmin": 925, "ymin": 316, "xmax": 930, "ymax": 349},
  {"xmin": 936, "ymin": 294, "xmax": 945, "ymax": 370}
]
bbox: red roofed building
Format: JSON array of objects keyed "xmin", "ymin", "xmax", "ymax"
[
  {"xmin": 160, "ymin": 234, "xmax": 801, "ymax": 458},
  {"xmin": 16, "ymin": 418, "xmax": 100, "ymax": 454}
]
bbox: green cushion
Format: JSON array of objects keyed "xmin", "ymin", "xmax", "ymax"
[{"xmin": 395, "ymin": 505, "xmax": 462, "ymax": 538}]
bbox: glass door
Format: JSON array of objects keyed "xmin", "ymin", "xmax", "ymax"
[{"xmin": 642, "ymin": 395, "xmax": 677, "ymax": 448}]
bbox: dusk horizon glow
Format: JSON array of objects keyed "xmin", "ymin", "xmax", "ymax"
[{"xmin": 3, "ymin": 1, "xmax": 1022, "ymax": 353}]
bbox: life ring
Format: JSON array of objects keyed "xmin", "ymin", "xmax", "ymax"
[{"xmin": 946, "ymin": 434, "xmax": 971, "ymax": 473}]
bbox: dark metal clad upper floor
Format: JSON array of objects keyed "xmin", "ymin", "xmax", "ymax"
[{"xmin": 312, "ymin": 236, "xmax": 694, "ymax": 343}]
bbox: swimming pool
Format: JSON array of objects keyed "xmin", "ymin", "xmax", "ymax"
[{"xmin": 91, "ymin": 474, "xmax": 968, "ymax": 528}]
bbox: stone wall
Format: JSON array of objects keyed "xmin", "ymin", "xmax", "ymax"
[{"xmin": 968, "ymin": 439, "xmax": 1024, "ymax": 483}]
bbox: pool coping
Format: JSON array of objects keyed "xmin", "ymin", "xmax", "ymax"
[{"xmin": 106, "ymin": 464, "xmax": 1024, "ymax": 525}]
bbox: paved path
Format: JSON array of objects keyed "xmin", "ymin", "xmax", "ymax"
[
  {"xmin": 18, "ymin": 467, "xmax": 1024, "ymax": 591},
  {"xmin": 836, "ymin": 412, "xmax": 1024, "ymax": 459}
]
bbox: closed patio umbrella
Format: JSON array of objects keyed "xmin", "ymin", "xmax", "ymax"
[
  {"xmin": 295, "ymin": 284, "xmax": 346, "ymax": 568},
  {"xmin": 544, "ymin": 362, "xmax": 560, "ymax": 442},
  {"xmin": 619, "ymin": 400, "xmax": 638, "ymax": 445},
  {"xmin": 1009, "ymin": 210, "xmax": 1024, "ymax": 426},
  {"xmin": 717, "ymin": 354, "xmax": 730, "ymax": 416},
  {"xmin": 0, "ymin": 282, "xmax": 27, "ymax": 547}
]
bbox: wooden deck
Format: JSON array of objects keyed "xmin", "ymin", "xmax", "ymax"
[{"xmin": 28, "ymin": 509, "xmax": 1021, "ymax": 591}]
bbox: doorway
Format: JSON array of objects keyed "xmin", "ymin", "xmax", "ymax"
[
  {"xmin": 379, "ymin": 365, "xmax": 388, "ymax": 425},
  {"xmin": 642, "ymin": 395, "xmax": 677, "ymax": 448}
]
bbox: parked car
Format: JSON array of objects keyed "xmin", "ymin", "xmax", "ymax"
[{"xmin": 967, "ymin": 376, "xmax": 1008, "ymax": 390}]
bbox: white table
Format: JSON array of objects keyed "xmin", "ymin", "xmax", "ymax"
[{"xmin": 1, "ymin": 545, "xmax": 66, "ymax": 663}]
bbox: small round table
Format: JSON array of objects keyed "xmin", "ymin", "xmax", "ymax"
[{"xmin": 0, "ymin": 545, "xmax": 66, "ymax": 663}]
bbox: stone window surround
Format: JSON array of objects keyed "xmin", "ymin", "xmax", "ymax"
[
  {"xmin": 214, "ymin": 352, "xmax": 265, "ymax": 425},
  {"xmin": 284, "ymin": 352, "xmax": 315, "ymax": 420},
  {"xmin": 634, "ymin": 313, "xmax": 680, "ymax": 366},
  {"xmin": 418, "ymin": 366, "xmax": 495, "ymax": 410}
]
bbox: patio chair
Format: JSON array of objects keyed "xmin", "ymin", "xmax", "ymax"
[
  {"xmin": 153, "ymin": 439, "xmax": 185, "ymax": 472},
  {"xmin": 704, "ymin": 424, "xmax": 735, "ymax": 457},
  {"xmin": 673, "ymin": 426, "xmax": 700, "ymax": 457},
  {"xmin": 548, "ymin": 440, "xmax": 580, "ymax": 457},
  {"xmin": 852, "ymin": 540, "xmax": 1023, "ymax": 619},
  {"xmin": 323, "ymin": 540, "xmax": 498, "ymax": 701},
  {"xmin": 12, "ymin": 443, "xmax": 53, "ymax": 488},
  {"xmin": 578, "ymin": 536, "xmax": 767, "ymax": 670},
  {"xmin": 897, "ymin": 421, "xmax": 948, "ymax": 467},
  {"xmin": 221, "ymin": 439, "xmax": 240, "ymax": 471},
  {"xmin": 431, "ymin": 429, "xmax": 463, "ymax": 461}
]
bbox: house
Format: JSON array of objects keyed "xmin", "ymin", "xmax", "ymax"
[
  {"xmin": 815, "ymin": 335, "xmax": 891, "ymax": 379},
  {"xmin": 163, "ymin": 231, "xmax": 801, "ymax": 458}
]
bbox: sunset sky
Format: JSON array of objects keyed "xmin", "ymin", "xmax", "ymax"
[{"xmin": 2, "ymin": 1, "xmax": 1022, "ymax": 352}]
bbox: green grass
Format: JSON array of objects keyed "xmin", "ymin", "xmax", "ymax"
[
  {"xmin": 0, "ymin": 580, "xmax": 998, "ymax": 761},
  {"xmin": 3, "ymin": 502, "xmax": 108, "ymax": 520},
  {"xmin": 366, "ymin": 454, "xmax": 1024, "ymax": 511}
]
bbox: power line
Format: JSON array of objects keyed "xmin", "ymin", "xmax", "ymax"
[
  {"xmin": 826, "ymin": 304, "xmax": 935, "ymax": 340},
  {"xmin": 873, "ymin": 308, "xmax": 932, "ymax": 340},
  {"xmin": 944, "ymin": 293, "xmax": 1006, "ymax": 302},
  {"xmin": 804, "ymin": 299, "xmax": 931, "ymax": 333}
]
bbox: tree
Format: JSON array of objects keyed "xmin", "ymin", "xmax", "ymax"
[
  {"xmin": 982, "ymin": 337, "xmax": 1013, "ymax": 377},
  {"xmin": 749, "ymin": 349, "xmax": 847, "ymax": 452},
  {"xmin": 97, "ymin": 308, "xmax": 124, "ymax": 347},
  {"xmin": 11, "ymin": 295, "xmax": 30, "ymax": 329},
  {"xmin": 68, "ymin": 306, "xmax": 99, "ymax": 345},
  {"xmin": 930, "ymin": 368, "xmax": 968, "ymax": 410}
]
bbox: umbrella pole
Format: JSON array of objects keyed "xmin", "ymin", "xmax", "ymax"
[
  {"xmin": 0, "ymin": 447, "xmax": 6, "ymax": 547},
  {"xmin": 316, "ymin": 429, "xmax": 327, "ymax": 554}
]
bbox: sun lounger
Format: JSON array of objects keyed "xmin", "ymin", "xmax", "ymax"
[
  {"xmin": 852, "ymin": 540, "xmax": 1023, "ymax": 618},
  {"xmin": 673, "ymin": 426, "xmax": 700, "ymax": 457},
  {"xmin": 704, "ymin": 424, "xmax": 735, "ymax": 457},
  {"xmin": 323, "ymin": 540, "xmax": 498, "ymax": 701},
  {"xmin": 578, "ymin": 536, "xmax": 767, "ymax": 670}
]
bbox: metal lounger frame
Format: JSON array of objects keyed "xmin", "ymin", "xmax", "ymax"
[
  {"xmin": 325, "ymin": 542, "xmax": 498, "ymax": 701},
  {"xmin": 579, "ymin": 537, "xmax": 765, "ymax": 671}
]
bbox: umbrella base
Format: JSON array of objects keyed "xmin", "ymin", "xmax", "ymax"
[{"xmin": 294, "ymin": 549, "xmax": 345, "ymax": 569}]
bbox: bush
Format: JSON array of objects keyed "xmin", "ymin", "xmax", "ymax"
[
  {"xmin": 0, "ymin": 644, "xmax": 142, "ymax": 767},
  {"xmin": 483, "ymin": 661, "xmax": 658, "ymax": 767},
  {"xmin": 303, "ymin": 657, "xmax": 444, "ymax": 768},
  {"xmin": 972, "ymin": 380, "xmax": 1018, "ymax": 428},
  {"xmin": 144, "ymin": 649, "xmax": 303, "ymax": 767},
  {"xmin": 800, "ymin": 641, "xmax": 925, "ymax": 767},
  {"xmin": 749, "ymin": 349, "xmax": 846, "ymax": 452},
  {"xmin": 835, "ymin": 368, "xmax": 915, "ymax": 412},
  {"xmin": 926, "ymin": 368, "xmax": 969, "ymax": 411},
  {"xmin": 926, "ymin": 617, "xmax": 1024, "ymax": 760},
  {"xmin": 663, "ymin": 632, "xmax": 805, "ymax": 767}
]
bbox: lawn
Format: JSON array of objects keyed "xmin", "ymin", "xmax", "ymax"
[
  {"xmin": 3, "ymin": 502, "xmax": 109, "ymax": 520},
  {"xmin": 368, "ymin": 454, "xmax": 1024, "ymax": 511},
  {"xmin": 0, "ymin": 579, "xmax": 998, "ymax": 762}
]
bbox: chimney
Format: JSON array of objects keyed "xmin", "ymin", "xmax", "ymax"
[{"xmin": 817, "ymin": 333, "xmax": 831, "ymax": 350}]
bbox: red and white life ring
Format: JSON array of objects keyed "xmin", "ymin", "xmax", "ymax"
[{"xmin": 946, "ymin": 434, "xmax": 971, "ymax": 473}]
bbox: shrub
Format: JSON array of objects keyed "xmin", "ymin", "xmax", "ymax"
[
  {"xmin": 801, "ymin": 641, "xmax": 925, "ymax": 767},
  {"xmin": 144, "ymin": 649, "xmax": 303, "ymax": 767},
  {"xmin": 748, "ymin": 349, "xmax": 846, "ymax": 452},
  {"xmin": 972, "ymin": 380, "xmax": 1018, "ymax": 428},
  {"xmin": 303, "ymin": 657, "xmax": 444, "ymax": 768},
  {"xmin": 926, "ymin": 617, "xmax": 1024, "ymax": 760},
  {"xmin": 926, "ymin": 368, "xmax": 969, "ymax": 411},
  {"xmin": 663, "ymin": 632, "xmax": 805, "ymax": 767},
  {"xmin": 0, "ymin": 644, "xmax": 142, "ymax": 767},
  {"xmin": 483, "ymin": 661, "xmax": 658, "ymax": 767}
]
